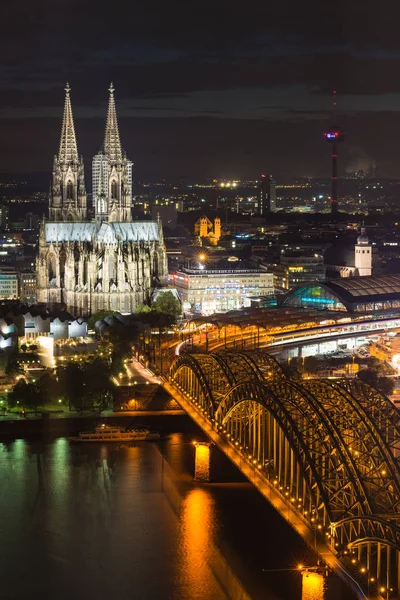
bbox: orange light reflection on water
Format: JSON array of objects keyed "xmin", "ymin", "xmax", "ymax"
[
  {"xmin": 194, "ymin": 444, "xmax": 210, "ymax": 482},
  {"xmin": 302, "ymin": 572, "xmax": 325, "ymax": 600},
  {"xmin": 179, "ymin": 488, "xmax": 215, "ymax": 596}
]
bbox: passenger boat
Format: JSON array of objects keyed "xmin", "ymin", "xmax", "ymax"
[{"xmin": 68, "ymin": 423, "xmax": 160, "ymax": 443}]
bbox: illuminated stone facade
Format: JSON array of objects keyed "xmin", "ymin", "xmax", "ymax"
[{"xmin": 37, "ymin": 84, "xmax": 167, "ymax": 316}]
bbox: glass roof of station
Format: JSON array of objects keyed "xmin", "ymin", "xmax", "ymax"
[{"xmin": 328, "ymin": 274, "xmax": 400, "ymax": 301}]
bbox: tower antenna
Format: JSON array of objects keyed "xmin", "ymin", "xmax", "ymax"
[{"xmin": 324, "ymin": 89, "xmax": 344, "ymax": 215}]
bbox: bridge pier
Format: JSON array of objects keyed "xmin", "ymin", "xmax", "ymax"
[{"xmin": 193, "ymin": 441, "xmax": 211, "ymax": 482}]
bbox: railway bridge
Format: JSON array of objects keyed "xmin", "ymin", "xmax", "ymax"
[{"xmin": 164, "ymin": 349, "xmax": 400, "ymax": 599}]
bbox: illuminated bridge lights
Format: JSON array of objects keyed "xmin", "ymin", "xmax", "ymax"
[{"xmin": 169, "ymin": 349, "xmax": 400, "ymax": 595}]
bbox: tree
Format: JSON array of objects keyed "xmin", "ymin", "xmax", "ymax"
[
  {"xmin": 84, "ymin": 358, "xmax": 115, "ymax": 412},
  {"xmin": 56, "ymin": 363, "xmax": 87, "ymax": 413},
  {"xmin": 8, "ymin": 380, "xmax": 44, "ymax": 414},
  {"xmin": 136, "ymin": 304, "xmax": 152, "ymax": 314},
  {"xmin": 376, "ymin": 377, "xmax": 395, "ymax": 397},
  {"xmin": 152, "ymin": 291, "xmax": 181, "ymax": 322},
  {"xmin": 358, "ymin": 370, "xmax": 395, "ymax": 397},
  {"xmin": 38, "ymin": 372, "xmax": 63, "ymax": 406},
  {"xmin": 358, "ymin": 369, "xmax": 380, "ymax": 389}
]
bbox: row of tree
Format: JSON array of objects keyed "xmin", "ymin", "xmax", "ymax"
[{"xmin": 7, "ymin": 356, "xmax": 117, "ymax": 414}]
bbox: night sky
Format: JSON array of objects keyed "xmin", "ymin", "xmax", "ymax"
[{"xmin": 1, "ymin": 0, "xmax": 400, "ymax": 180}]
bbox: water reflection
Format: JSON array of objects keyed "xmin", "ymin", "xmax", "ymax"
[
  {"xmin": 194, "ymin": 443, "xmax": 210, "ymax": 481},
  {"xmin": 0, "ymin": 436, "xmax": 354, "ymax": 600},
  {"xmin": 178, "ymin": 488, "xmax": 217, "ymax": 598},
  {"xmin": 302, "ymin": 572, "xmax": 326, "ymax": 600}
]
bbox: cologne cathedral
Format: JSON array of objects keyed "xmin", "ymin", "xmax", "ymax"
[{"xmin": 36, "ymin": 84, "xmax": 168, "ymax": 316}]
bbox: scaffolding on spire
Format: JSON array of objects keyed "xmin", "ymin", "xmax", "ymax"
[
  {"xmin": 103, "ymin": 82, "xmax": 123, "ymax": 162},
  {"xmin": 59, "ymin": 83, "xmax": 79, "ymax": 164}
]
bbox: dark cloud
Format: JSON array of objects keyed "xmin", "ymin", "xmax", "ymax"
[{"xmin": 1, "ymin": 0, "xmax": 400, "ymax": 177}]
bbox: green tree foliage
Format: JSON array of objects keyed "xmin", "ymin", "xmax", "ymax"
[
  {"xmin": 152, "ymin": 291, "xmax": 181, "ymax": 322},
  {"xmin": 54, "ymin": 357, "xmax": 114, "ymax": 413},
  {"xmin": 8, "ymin": 380, "xmax": 44, "ymax": 414},
  {"xmin": 136, "ymin": 304, "xmax": 152, "ymax": 314},
  {"xmin": 38, "ymin": 372, "xmax": 62, "ymax": 406},
  {"xmin": 56, "ymin": 363, "xmax": 87, "ymax": 412}
]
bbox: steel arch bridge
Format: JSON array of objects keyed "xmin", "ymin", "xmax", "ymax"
[{"xmin": 169, "ymin": 349, "xmax": 400, "ymax": 598}]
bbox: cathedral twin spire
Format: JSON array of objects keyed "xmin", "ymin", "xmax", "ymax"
[
  {"xmin": 59, "ymin": 83, "xmax": 79, "ymax": 164},
  {"xmin": 50, "ymin": 83, "xmax": 132, "ymax": 223},
  {"xmin": 103, "ymin": 83, "xmax": 123, "ymax": 163}
]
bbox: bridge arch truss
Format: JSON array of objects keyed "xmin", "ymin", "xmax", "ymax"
[{"xmin": 169, "ymin": 349, "xmax": 400, "ymax": 593}]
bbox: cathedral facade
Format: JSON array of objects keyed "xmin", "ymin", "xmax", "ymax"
[{"xmin": 36, "ymin": 84, "xmax": 168, "ymax": 316}]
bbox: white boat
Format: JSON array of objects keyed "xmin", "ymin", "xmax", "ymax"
[{"xmin": 68, "ymin": 423, "xmax": 160, "ymax": 443}]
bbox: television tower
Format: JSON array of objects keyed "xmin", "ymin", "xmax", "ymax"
[{"xmin": 324, "ymin": 90, "xmax": 344, "ymax": 215}]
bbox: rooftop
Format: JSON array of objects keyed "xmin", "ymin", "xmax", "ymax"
[{"xmin": 327, "ymin": 274, "xmax": 400, "ymax": 302}]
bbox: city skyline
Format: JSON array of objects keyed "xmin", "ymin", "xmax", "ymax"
[{"xmin": 2, "ymin": 2, "xmax": 400, "ymax": 179}]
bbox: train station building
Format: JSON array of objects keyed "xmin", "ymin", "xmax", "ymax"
[{"xmin": 284, "ymin": 274, "xmax": 400, "ymax": 313}]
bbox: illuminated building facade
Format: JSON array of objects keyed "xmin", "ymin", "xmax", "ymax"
[
  {"xmin": 20, "ymin": 272, "xmax": 37, "ymax": 304},
  {"xmin": 37, "ymin": 84, "xmax": 168, "ymax": 316},
  {"xmin": 171, "ymin": 261, "xmax": 274, "ymax": 314},
  {"xmin": 0, "ymin": 272, "xmax": 18, "ymax": 300},
  {"xmin": 194, "ymin": 215, "xmax": 221, "ymax": 245}
]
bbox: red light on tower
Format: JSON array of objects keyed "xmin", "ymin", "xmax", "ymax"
[{"xmin": 325, "ymin": 89, "xmax": 345, "ymax": 215}]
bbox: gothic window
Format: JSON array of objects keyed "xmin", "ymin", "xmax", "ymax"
[
  {"xmin": 48, "ymin": 254, "xmax": 57, "ymax": 284},
  {"xmin": 109, "ymin": 257, "xmax": 116, "ymax": 281},
  {"xmin": 111, "ymin": 180, "xmax": 118, "ymax": 200},
  {"xmin": 59, "ymin": 250, "xmax": 66, "ymax": 287},
  {"xmin": 153, "ymin": 253, "xmax": 159, "ymax": 277},
  {"xmin": 66, "ymin": 180, "xmax": 74, "ymax": 200},
  {"xmin": 74, "ymin": 246, "xmax": 80, "ymax": 286}
]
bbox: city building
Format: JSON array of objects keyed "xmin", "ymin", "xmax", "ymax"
[
  {"xmin": 0, "ymin": 206, "xmax": 9, "ymax": 231},
  {"xmin": 0, "ymin": 271, "xmax": 18, "ymax": 300},
  {"xmin": 0, "ymin": 306, "xmax": 87, "ymax": 350},
  {"xmin": 194, "ymin": 215, "xmax": 221, "ymax": 245},
  {"xmin": 259, "ymin": 174, "xmax": 276, "ymax": 215},
  {"xmin": 20, "ymin": 271, "xmax": 36, "ymax": 304},
  {"xmin": 171, "ymin": 259, "xmax": 274, "ymax": 314},
  {"xmin": 284, "ymin": 273, "xmax": 400, "ymax": 313},
  {"xmin": 25, "ymin": 212, "xmax": 40, "ymax": 231},
  {"xmin": 326, "ymin": 226, "xmax": 377, "ymax": 278},
  {"xmin": 278, "ymin": 251, "xmax": 326, "ymax": 289},
  {"xmin": 36, "ymin": 84, "xmax": 168, "ymax": 316},
  {"xmin": 354, "ymin": 226, "xmax": 373, "ymax": 276}
]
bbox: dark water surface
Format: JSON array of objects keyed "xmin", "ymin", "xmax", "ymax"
[{"xmin": 0, "ymin": 434, "xmax": 355, "ymax": 600}]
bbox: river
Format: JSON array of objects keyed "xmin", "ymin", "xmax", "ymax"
[{"xmin": 0, "ymin": 432, "xmax": 356, "ymax": 600}]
